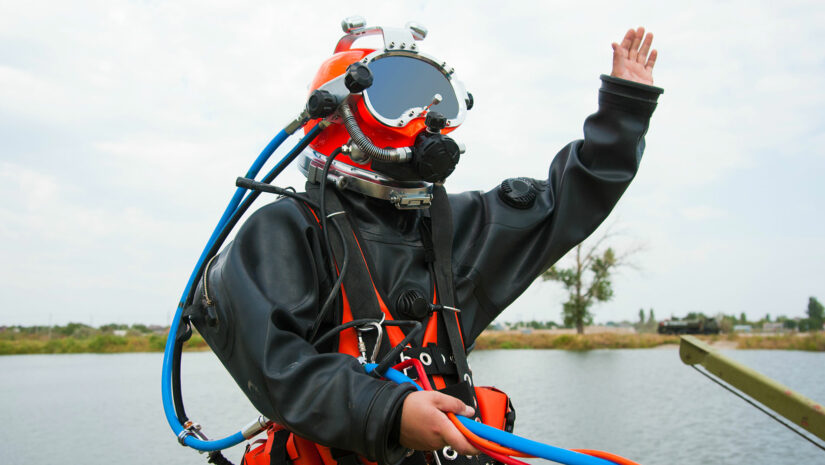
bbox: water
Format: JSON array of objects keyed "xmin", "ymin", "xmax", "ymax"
[{"xmin": 1, "ymin": 349, "xmax": 823, "ymax": 465}]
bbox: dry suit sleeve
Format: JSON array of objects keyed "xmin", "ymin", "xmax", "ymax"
[
  {"xmin": 190, "ymin": 199, "xmax": 415, "ymax": 465},
  {"xmin": 451, "ymin": 75, "xmax": 663, "ymax": 340}
]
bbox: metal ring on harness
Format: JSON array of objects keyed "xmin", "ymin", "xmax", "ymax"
[
  {"xmin": 442, "ymin": 446, "xmax": 458, "ymax": 460},
  {"xmin": 419, "ymin": 352, "xmax": 432, "ymax": 366}
]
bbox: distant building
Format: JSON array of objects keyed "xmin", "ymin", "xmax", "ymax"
[
  {"xmin": 762, "ymin": 322, "xmax": 784, "ymax": 333},
  {"xmin": 733, "ymin": 324, "xmax": 752, "ymax": 333},
  {"xmin": 113, "ymin": 329, "xmax": 128, "ymax": 337}
]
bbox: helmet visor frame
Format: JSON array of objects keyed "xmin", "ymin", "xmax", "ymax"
[{"xmin": 360, "ymin": 51, "xmax": 468, "ymax": 129}]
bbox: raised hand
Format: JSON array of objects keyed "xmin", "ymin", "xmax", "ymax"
[{"xmin": 611, "ymin": 27, "xmax": 657, "ymax": 85}]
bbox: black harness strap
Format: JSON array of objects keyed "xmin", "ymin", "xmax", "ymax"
[
  {"xmin": 428, "ymin": 183, "xmax": 472, "ymax": 384},
  {"xmin": 305, "ymin": 181, "xmax": 393, "ymax": 361},
  {"xmin": 269, "ymin": 430, "xmax": 291, "ymax": 465},
  {"xmin": 306, "ymin": 182, "xmax": 383, "ymax": 323}
]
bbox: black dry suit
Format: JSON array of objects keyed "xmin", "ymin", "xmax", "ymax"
[{"xmin": 188, "ymin": 75, "xmax": 663, "ymax": 465}]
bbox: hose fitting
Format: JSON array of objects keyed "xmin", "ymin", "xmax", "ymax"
[{"xmin": 340, "ymin": 101, "xmax": 412, "ymax": 163}]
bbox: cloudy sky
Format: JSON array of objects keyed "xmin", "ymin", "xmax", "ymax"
[{"xmin": 1, "ymin": 0, "xmax": 823, "ymax": 326}]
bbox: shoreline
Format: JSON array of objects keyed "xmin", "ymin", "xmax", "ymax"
[
  {"xmin": 1, "ymin": 330, "xmax": 823, "ymax": 355},
  {"xmin": 473, "ymin": 330, "xmax": 824, "ymax": 351}
]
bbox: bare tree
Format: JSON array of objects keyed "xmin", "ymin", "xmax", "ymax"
[{"xmin": 541, "ymin": 229, "xmax": 641, "ymax": 334}]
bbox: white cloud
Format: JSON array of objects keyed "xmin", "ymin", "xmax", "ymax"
[{"xmin": 1, "ymin": 0, "xmax": 824, "ymax": 325}]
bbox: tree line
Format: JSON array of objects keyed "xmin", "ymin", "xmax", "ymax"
[{"xmin": 539, "ymin": 227, "xmax": 824, "ymax": 335}]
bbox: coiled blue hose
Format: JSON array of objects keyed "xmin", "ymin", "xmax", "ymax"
[
  {"xmin": 366, "ymin": 365, "xmax": 618, "ymax": 465},
  {"xmin": 161, "ymin": 128, "xmax": 296, "ymax": 451}
]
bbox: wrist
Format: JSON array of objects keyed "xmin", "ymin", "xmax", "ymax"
[{"xmin": 599, "ymin": 74, "xmax": 664, "ymax": 115}]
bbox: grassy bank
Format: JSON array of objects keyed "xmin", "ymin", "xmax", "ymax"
[
  {"xmin": 736, "ymin": 333, "xmax": 825, "ymax": 351},
  {"xmin": 474, "ymin": 331, "xmax": 825, "ymax": 351},
  {"xmin": 2, "ymin": 329, "xmax": 823, "ymax": 355},
  {"xmin": 0, "ymin": 333, "xmax": 208, "ymax": 355},
  {"xmin": 475, "ymin": 331, "xmax": 680, "ymax": 350}
]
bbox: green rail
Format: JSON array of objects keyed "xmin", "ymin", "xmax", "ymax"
[{"xmin": 679, "ymin": 335, "xmax": 825, "ymax": 441}]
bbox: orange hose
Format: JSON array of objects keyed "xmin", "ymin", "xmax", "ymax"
[
  {"xmin": 447, "ymin": 413, "xmax": 532, "ymax": 458},
  {"xmin": 573, "ymin": 449, "xmax": 642, "ymax": 465},
  {"xmin": 389, "ymin": 360, "xmax": 641, "ymax": 465}
]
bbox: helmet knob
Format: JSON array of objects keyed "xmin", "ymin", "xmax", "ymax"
[
  {"xmin": 306, "ymin": 90, "xmax": 339, "ymax": 119},
  {"xmin": 344, "ymin": 62, "xmax": 373, "ymax": 93},
  {"xmin": 424, "ymin": 111, "xmax": 447, "ymax": 133}
]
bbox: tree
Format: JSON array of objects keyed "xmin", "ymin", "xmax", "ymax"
[
  {"xmin": 808, "ymin": 297, "xmax": 824, "ymax": 331},
  {"xmin": 638, "ymin": 308, "xmax": 645, "ymax": 325},
  {"xmin": 541, "ymin": 231, "xmax": 639, "ymax": 334},
  {"xmin": 740, "ymin": 312, "xmax": 747, "ymax": 324},
  {"xmin": 647, "ymin": 308, "xmax": 655, "ymax": 324}
]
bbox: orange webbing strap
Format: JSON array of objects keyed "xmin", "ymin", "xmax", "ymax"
[
  {"xmin": 474, "ymin": 386, "xmax": 508, "ymax": 431},
  {"xmin": 419, "ymin": 289, "xmax": 446, "ymax": 389},
  {"xmin": 243, "ymin": 427, "xmax": 328, "ymax": 465},
  {"xmin": 350, "ymin": 231, "xmax": 406, "ymax": 347}
]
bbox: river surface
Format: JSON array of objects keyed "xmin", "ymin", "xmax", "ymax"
[{"xmin": 1, "ymin": 349, "xmax": 823, "ymax": 465}]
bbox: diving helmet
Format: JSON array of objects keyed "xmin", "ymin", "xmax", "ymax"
[{"xmin": 298, "ymin": 16, "xmax": 472, "ymax": 209}]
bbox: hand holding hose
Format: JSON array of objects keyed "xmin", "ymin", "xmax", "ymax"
[{"xmin": 400, "ymin": 390, "xmax": 480, "ymax": 455}]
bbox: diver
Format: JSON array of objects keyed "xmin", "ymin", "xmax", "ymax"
[{"xmin": 182, "ymin": 18, "xmax": 663, "ymax": 465}]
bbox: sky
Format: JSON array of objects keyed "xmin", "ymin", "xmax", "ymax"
[{"xmin": 1, "ymin": 0, "xmax": 824, "ymax": 326}]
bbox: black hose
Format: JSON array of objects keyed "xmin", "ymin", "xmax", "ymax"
[
  {"xmin": 172, "ymin": 336, "xmax": 188, "ymax": 423},
  {"xmin": 372, "ymin": 321, "xmax": 423, "ymax": 378},
  {"xmin": 311, "ymin": 318, "xmax": 423, "ymax": 380},
  {"xmin": 184, "ymin": 123, "xmax": 324, "ymax": 307},
  {"xmin": 309, "ymin": 214, "xmax": 348, "ymax": 343},
  {"xmin": 340, "ymin": 101, "xmax": 411, "ymax": 163},
  {"xmin": 207, "ymin": 451, "xmax": 235, "ymax": 465},
  {"xmin": 308, "ymin": 148, "xmax": 345, "ymax": 343},
  {"xmin": 172, "ymin": 123, "xmax": 324, "ymax": 426},
  {"xmin": 312, "ymin": 318, "xmax": 380, "ymax": 349},
  {"xmin": 235, "ymin": 177, "xmax": 321, "ymax": 210}
]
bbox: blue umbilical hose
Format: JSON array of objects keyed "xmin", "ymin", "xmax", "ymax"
[
  {"xmin": 365, "ymin": 364, "xmax": 618, "ymax": 465},
  {"xmin": 162, "ymin": 126, "xmax": 314, "ymax": 451}
]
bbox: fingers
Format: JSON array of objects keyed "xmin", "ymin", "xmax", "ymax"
[
  {"xmin": 611, "ymin": 42, "xmax": 627, "ymax": 59},
  {"xmin": 628, "ymin": 26, "xmax": 644, "ymax": 61},
  {"xmin": 620, "ymin": 28, "xmax": 634, "ymax": 51},
  {"xmin": 432, "ymin": 392, "xmax": 475, "ymax": 417},
  {"xmin": 638, "ymin": 32, "xmax": 654, "ymax": 63},
  {"xmin": 645, "ymin": 49, "xmax": 658, "ymax": 70},
  {"xmin": 440, "ymin": 418, "xmax": 481, "ymax": 456},
  {"xmin": 399, "ymin": 391, "xmax": 479, "ymax": 454}
]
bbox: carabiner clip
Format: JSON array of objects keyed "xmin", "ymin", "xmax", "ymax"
[{"xmin": 356, "ymin": 316, "xmax": 385, "ymax": 364}]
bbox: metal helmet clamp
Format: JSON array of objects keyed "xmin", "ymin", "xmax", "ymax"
[{"xmin": 298, "ymin": 16, "xmax": 471, "ymax": 209}]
